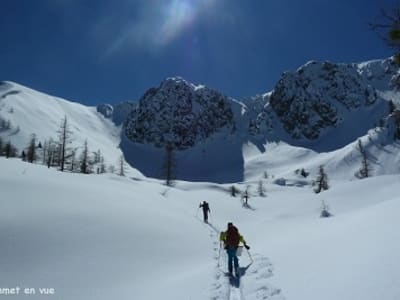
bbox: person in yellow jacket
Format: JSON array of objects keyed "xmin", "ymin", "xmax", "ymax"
[{"xmin": 219, "ymin": 222, "xmax": 250, "ymax": 276}]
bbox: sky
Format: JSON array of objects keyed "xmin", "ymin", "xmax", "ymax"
[{"xmin": 0, "ymin": 0, "xmax": 398, "ymax": 105}]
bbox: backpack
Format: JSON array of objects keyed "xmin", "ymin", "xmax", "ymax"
[{"xmin": 226, "ymin": 226, "xmax": 240, "ymax": 248}]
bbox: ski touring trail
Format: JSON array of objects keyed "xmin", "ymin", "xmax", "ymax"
[{"xmin": 199, "ymin": 220, "xmax": 285, "ymax": 300}]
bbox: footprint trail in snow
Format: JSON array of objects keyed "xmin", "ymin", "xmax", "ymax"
[{"xmin": 204, "ymin": 222, "xmax": 285, "ymax": 300}]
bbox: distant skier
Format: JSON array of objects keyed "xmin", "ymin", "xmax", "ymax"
[
  {"xmin": 199, "ymin": 201, "xmax": 211, "ymax": 223},
  {"xmin": 219, "ymin": 222, "xmax": 250, "ymax": 276}
]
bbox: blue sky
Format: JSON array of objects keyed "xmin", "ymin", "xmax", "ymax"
[{"xmin": 0, "ymin": 0, "xmax": 397, "ymax": 105}]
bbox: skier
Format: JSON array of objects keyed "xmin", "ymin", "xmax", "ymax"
[
  {"xmin": 199, "ymin": 201, "xmax": 211, "ymax": 223},
  {"xmin": 219, "ymin": 222, "xmax": 250, "ymax": 276}
]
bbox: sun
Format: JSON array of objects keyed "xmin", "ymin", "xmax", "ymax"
[{"xmin": 158, "ymin": 0, "xmax": 214, "ymax": 45}]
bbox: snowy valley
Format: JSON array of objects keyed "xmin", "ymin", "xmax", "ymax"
[{"xmin": 1, "ymin": 57, "xmax": 400, "ymax": 300}]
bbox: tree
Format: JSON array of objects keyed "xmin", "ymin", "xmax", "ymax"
[
  {"xmin": 45, "ymin": 138, "xmax": 58, "ymax": 168},
  {"xmin": 230, "ymin": 185, "xmax": 239, "ymax": 197},
  {"xmin": 118, "ymin": 154, "xmax": 126, "ymax": 176},
  {"xmin": 0, "ymin": 136, "xmax": 3, "ymax": 156},
  {"xmin": 99, "ymin": 156, "xmax": 107, "ymax": 174},
  {"xmin": 57, "ymin": 115, "xmax": 73, "ymax": 171},
  {"xmin": 70, "ymin": 149, "xmax": 77, "ymax": 172},
  {"xmin": 163, "ymin": 142, "xmax": 176, "ymax": 186},
  {"xmin": 314, "ymin": 165, "xmax": 329, "ymax": 193},
  {"xmin": 21, "ymin": 150, "xmax": 26, "ymax": 161},
  {"xmin": 320, "ymin": 200, "xmax": 332, "ymax": 218},
  {"xmin": 242, "ymin": 185, "xmax": 250, "ymax": 205},
  {"xmin": 4, "ymin": 141, "xmax": 17, "ymax": 158},
  {"xmin": 354, "ymin": 139, "xmax": 372, "ymax": 179},
  {"xmin": 263, "ymin": 171, "xmax": 269, "ymax": 179},
  {"xmin": 27, "ymin": 133, "xmax": 37, "ymax": 163},
  {"xmin": 257, "ymin": 180, "xmax": 266, "ymax": 197},
  {"xmin": 79, "ymin": 139, "xmax": 90, "ymax": 174},
  {"xmin": 370, "ymin": 7, "xmax": 400, "ymax": 64}
]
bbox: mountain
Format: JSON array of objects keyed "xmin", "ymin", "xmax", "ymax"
[
  {"xmin": 2, "ymin": 58, "xmax": 400, "ymax": 300},
  {"xmin": 248, "ymin": 58, "xmax": 399, "ymax": 151},
  {"xmin": 121, "ymin": 77, "xmax": 245, "ymax": 182},
  {"xmin": 120, "ymin": 57, "xmax": 400, "ymax": 182},
  {"xmin": 0, "ymin": 81, "xmax": 140, "ymax": 176},
  {"xmin": 1, "ymin": 57, "xmax": 399, "ymax": 183},
  {"xmin": 125, "ymin": 77, "xmax": 237, "ymax": 150}
]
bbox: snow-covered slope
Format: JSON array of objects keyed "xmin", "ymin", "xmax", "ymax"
[
  {"xmin": 1, "ymin": 157, "xmax": 399, "ymax": 300},
  {"xmin": 0, "ymin": 81, "xmax": 125, "ymax": 170}
]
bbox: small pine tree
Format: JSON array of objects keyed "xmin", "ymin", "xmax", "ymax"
[
  {"xmin": 21, "ymin": 150, "xmax": 26, "ymax": 161},
  {"xmin": 257, "ymin": 180, "xmax": 266, "ymax": 197},
  {"xmin": 230, "ymin": 185, "xmax": 239, "ymax": 197},
  {"xmin": 4, "ymin": 141, "xmax": 17, "ymax": 158},
  {"xmin": 320, "ymin": 200, "xmax": 332, "ymax": 218},
  {"xmin": 354, "ymin": 139, "xmax": 372, "ymax": 179},
  {"xmin": 242, "ymin": 186, "xmax": 250, "ymax": 205},
  {"xmin": 79, "ymin": 140, "xmax": 90, "ymax": 174},
  {"xmin": 57, "ymin": 115, "xmax": 73, "ymax": 171},
  {"xmin": 314, "ymin": 165, "xmax": 329, "ymax": 193},
  {"xmin": 27, "ymin": 133, "xmax": 37, "ymax": 163},
  {"xmin": 118, "ymin": 154, "xmax": 126, "ymax": 177},
  {"xmin": 263, "ymin": 171, "xmax": 268, "ymax": 179}
]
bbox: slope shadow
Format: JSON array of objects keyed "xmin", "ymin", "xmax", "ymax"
[{"xmin": 120, "ymin": 133, "xmax": 245, "ymax": 183}]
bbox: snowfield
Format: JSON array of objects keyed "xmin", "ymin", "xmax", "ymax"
[{"xmin": 1, "ymin": 157, "xmax": 399, "ymax": 300}]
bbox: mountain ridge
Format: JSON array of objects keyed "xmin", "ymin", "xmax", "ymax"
[{"xmin": 1, "ymin": 57, "xmax": 399, "ymax": 182}]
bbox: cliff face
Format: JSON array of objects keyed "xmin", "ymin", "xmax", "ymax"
[{"xmin": 124, "ymin": 77, "xmax": 235, "ymax": 150}]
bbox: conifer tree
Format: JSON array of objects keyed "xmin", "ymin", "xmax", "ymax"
[
  {"xmin": 27, "ymin": 134, "xmax": 37, "ymax": 163},
  {"xmin": 314, "ymin": 165, "xmax": 329, "ymax": 193},
  {"xmin": 163, "ymin": 142, "xmax": 176, "ymax": 186},
  {"xmin": 354, "ymin": 139, "xmax": 372, "ymax": 179},
  {"xmin": 4, "ymin": 141, "xmax": 17, "ymax": 158},
  {"xmin": 57, "ymin": 115, "xmax": 73, "ymax": 171},
  {"xmin": 118, "ymin": 155, "xmax": 126, "ymax": 176},
  {"xmin": 257, "ymin": 180, "xmax": 266, "ymax": 197},
  {"xmin": 80, "ymin": 140, "xmax": 90, "ymax": 174}
]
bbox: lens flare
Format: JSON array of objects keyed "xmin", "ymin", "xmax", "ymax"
[{"xmin": 157, "ymin": 0, "xmax": 214, "ymax": 45}]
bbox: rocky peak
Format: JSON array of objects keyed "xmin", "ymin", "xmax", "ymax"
[
  {"xmin": 268, "ymin": 60, "xmax": 382, "ymax": 139},
  {"xmin": 124, "ymin": 77, "xmax": 235, "ymax": 150}
]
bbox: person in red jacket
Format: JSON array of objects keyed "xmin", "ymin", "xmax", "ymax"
[{"xmin": 219, "ymin": 222, "xmax": 250, "ymax": 276}]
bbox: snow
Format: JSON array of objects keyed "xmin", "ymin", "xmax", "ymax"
[
  {"xmin": 0, "ymin": 81, "xmax": 126, "ymax": 170},
  {"xmin": 1, "ymin": 57, "xmax": 400, "ymax": 299},
  {"xmin": 1, "ymin": 156, "xmax": 400, "ymax": 300}
]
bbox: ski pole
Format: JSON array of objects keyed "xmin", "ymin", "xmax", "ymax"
[
  {"xmin": 246, "ymin": 247, "xmax": 253, "ymax": 264},
  {"xmin": 217, "ymin": 242, "xmax": 222, "ymax": 267}
]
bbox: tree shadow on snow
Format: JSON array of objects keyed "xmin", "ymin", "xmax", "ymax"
[{"xmin": 242, "ymin": 203, "xmax": 256, "ymax": 211}]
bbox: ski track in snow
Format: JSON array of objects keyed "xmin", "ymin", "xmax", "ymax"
[{"xmin": 201, "ymin": 220, "xmax": 285, "ymax": 300}]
